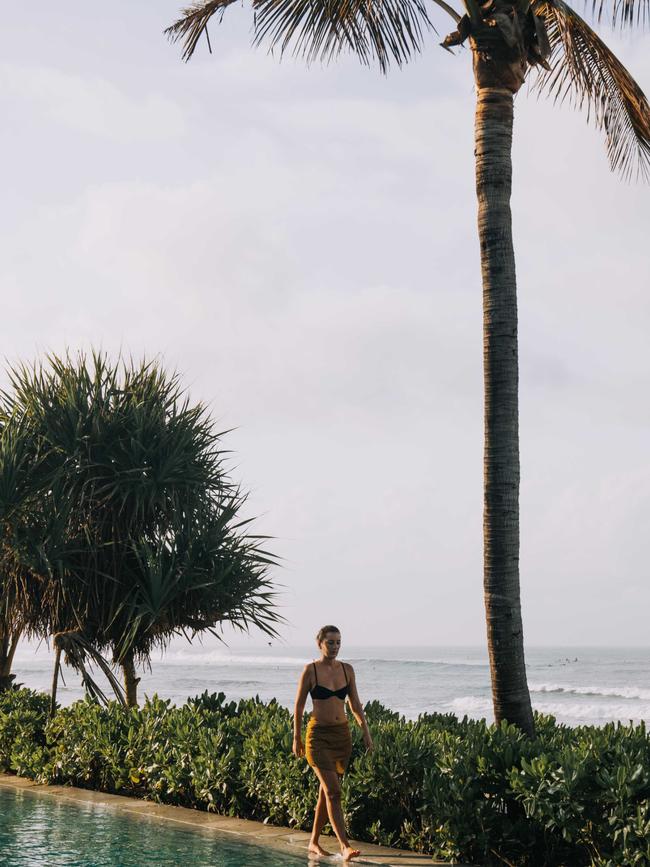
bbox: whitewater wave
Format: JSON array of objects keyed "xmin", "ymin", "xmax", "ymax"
[
  {"xmin": 529, "ymin": 682, "xmax": 650, "ymax": 701},
  {"xmin": 446, "ymin": 694, "xmax": 650, "ymax": 726},
  {"xmin": 532, "ymin": 698, "xmax": 650, "ymax": 725}
]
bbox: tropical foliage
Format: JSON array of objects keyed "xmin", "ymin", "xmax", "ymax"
[
  {"xmin": 0, "ymin": 352, "xmax": 280, "ymax": 704},
  {"xmin": 2, "ymin": 688, "xmax": 650, "ymax": 866}
]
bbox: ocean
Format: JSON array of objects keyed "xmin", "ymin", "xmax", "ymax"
[{"xmin": 11, "ymin": 644, "xmax": 650, "ymax": 728}]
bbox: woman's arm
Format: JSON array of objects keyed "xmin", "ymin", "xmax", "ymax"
[
  {"xmin": 292, "ymin": 664, "xmax": 311, "ymax": 757},
  {"xmin": 345, "ymin": 664, "xmax": 373, "ymax": 752}
]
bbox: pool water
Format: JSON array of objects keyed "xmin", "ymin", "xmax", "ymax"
[{"xmin": 0, "ymin": 788, "xmax": 305, "ymax": 866}]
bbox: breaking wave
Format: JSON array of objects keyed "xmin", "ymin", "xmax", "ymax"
[
  {"xmin": 447, "ymin": 694, "xmax": 650, "ymax": 725},
  {"xmin": 529, "ymin": 683, "xmax": 650, "ymax": 701}
]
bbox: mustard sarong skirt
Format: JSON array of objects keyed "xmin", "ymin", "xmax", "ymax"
[{"xmin": 305, "ymin": 719, "xmax": 352, "ymax": 775}]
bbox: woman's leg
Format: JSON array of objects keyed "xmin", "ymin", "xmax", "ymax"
[
  {"xmin": 308, "ymin": 785, "xmax": 331, "ymax": 856},
  {"xmin": 313, "ymin": 768, "xmax": 360, "ymax": 862}
]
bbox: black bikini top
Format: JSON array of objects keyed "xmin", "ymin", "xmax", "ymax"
[{"xmin": 309, "ymin": 661, "xmax": 349, "ymax": 701}]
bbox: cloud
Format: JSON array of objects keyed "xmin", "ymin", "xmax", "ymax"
[
  {"xmin": 0, "ymin": 169, "xmax": 478, "ymax": 422},
  {"xmin": 0, "ymin": 63, "xmax": 186, "ymax": 141}
]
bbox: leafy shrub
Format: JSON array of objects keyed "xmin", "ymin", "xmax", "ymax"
[
  {"xmin": 1, "ymin": 688, "xmax": 650, "ymax": 865},
  {"xmin": 44, "ymin": 698, "xmax": 133, "ymax": 790},
  {"xmin": 0, "ymin": 687, "xmax": 49, "ymax": 775},
  {"xmin": 237, "ymin": 698, "xmax": 316, "ymax": 826}
]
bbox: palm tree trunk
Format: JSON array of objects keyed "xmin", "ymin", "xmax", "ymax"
[
  {"xmin": 0, "ymin": 626, "xmax": 21, "ymax": 692},
  {"xmin": 122, "ymin": 651, "xmax": 140, "ymax": 707},
  {"xmin": 475, "ymin": 86, "xmax": 535, "ymax": 736},
  {"xmin": 50, "ymin": 643, "xmax": 62, "ymax": 718}
]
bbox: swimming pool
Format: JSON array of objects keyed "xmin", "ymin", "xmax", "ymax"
[{"xmin": 0, "ymin": 787, "xmax": 305, "ymax": 866}]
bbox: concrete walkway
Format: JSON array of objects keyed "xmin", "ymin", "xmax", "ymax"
[{"xmin": 0, "ymin": 773, "xmax": 463, "ymax": 865}]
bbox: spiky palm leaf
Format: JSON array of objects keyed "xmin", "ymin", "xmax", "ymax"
[
  {"xmin": 167, "ymin": 0, "xmax": 647, "ymax": 64},
  {"xmin": 166, "ymin": 0, "xmax": 458, "ymax": 71},
  {"xmin": 53, "ymin": 630, "xmax": 126, "ymax": 706},
  {"xmin": 534, "ymin": 0, "xmax": 650, "ymax": 178},
  {"xmin": 109, "ymin": 495, "xmax": 281, "ymax": 662}
]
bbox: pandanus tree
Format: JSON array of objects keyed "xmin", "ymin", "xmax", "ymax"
[
  {"xmin": 168, "ymin": 0, "xmax": 649, "ymax": 734},
  {"xmin": 1, "ymin": 352, "xmax": 280, "ymax": 707}
]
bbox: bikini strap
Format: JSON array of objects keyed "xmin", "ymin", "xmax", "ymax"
[
  {"xmin": 312, "ymin": 662, "xmax": 318, "ymax": 685},
  {"xmin": 342, "ymin": 662, "xmax": 348, "ymax": 685}
]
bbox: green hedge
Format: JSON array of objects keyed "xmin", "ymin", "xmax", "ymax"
[{"xmin": 1, "ymin": 688, "xmax": 650, "ymax": 865}]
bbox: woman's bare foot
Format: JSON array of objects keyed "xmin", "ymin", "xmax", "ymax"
[
  {"xmin": 308, "ymin": 842, "xmax": 332, "ymax": 858},
  {"xmin": 341, "ymin": 845, "xmax": 361, "ymax": 861}
]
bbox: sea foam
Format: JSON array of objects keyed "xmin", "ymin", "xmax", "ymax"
[{"xmin": 529, "ymin": 682, "xmax": 650, "ymax": 701}]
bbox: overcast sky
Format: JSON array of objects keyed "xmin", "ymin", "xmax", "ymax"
[{"xmin": 1, "ymin": 2, "xmax": 649, "ymax": 650}]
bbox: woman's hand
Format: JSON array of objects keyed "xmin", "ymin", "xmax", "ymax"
[
  {"xmin": 292, "ymin": 736, "xmax": 305, "ymax": 758},
  {"xmin": 363, "ymin": 730, "xmax": 374, "ymax": 752}
]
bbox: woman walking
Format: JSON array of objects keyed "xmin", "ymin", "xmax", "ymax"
[{"xmin": 293, "ymin": 625, "xmax": 373, "ymax": 861}]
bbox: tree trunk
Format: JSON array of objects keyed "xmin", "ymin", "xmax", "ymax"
[
  {"xmin": 122, "ymin": 652, "xmax": 140, "ymax": 707},
  {"xmin": 475, "ymin": 86, "xmax": 535, "ymax": 736},
  {"xmin": 50, "ymin": 643, "xmax": 62, "ymax": 718},
  {"xmin": 0, "ymin": 627, "xmax": 21, "ymax": 693}
]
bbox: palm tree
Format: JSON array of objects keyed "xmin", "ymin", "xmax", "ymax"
[
  {"xmin": 167, "ymin": 0, "xmax": 649, "ymax": 734},
  {"xmin": 1, "ymin": 352, "xmax": 281, "ymax": 707}
]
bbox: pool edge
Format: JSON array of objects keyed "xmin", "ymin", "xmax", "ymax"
[{"xmin": 0, "ymin": 774, "xmax": 459, "ymax": 865}]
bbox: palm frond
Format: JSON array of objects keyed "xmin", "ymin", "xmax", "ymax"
[
  {"xmin": 167, "ymin": 0, "xmax": 454, "ymax": 72},
  {"xmin": 54, "ymin": 630, "xmax": 126, "ymax": 706},
  {"xmin": 591, "ymin": 0, "xmax": 649, "ymax": 28},
  {"xmin": 533, "ymin": 0, "xmax": 650, "ymax": 179},
  {"xmin": 253, "ymin": 0, "xmax": 438, "ymax": 72},
  {"xmin": 166, "ymin": 1, "xmax": 239, "ymax": 61}
]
